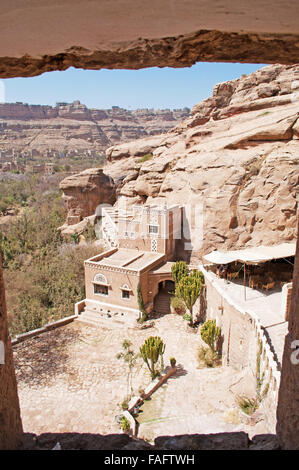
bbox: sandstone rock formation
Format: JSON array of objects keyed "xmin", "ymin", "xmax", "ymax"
[
  {"xmin": 0, "ymin": 102, "xmax": 189, "ymax": 155},
  {"xmin": 0, "ymin": 1, "xmax": 299, "ymax": 77},
  {"xmin": 59, "ymin": 168, "xmax": 116, "ymax": 226},
  {"xmin": 65, "ymin": 64, "xmax": 298, "ymax": 260}
]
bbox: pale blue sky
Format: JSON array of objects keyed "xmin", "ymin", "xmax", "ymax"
[{"xmin": 1, "ymin": 62, "xmax": 267, "ymax": 110}]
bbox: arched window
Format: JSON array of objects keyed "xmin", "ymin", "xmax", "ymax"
[
  {"xmin": 94, "ymin": 273, "xmax": 108, "ymax": 285},
  {"xmin": 93, "ymin": 273, "xmax": 109, "ymax": 295},
  {"xmin": 120, "ymin": 283, "xmax": 131, "ymax": 300}
]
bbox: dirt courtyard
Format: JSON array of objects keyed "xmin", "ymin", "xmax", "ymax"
[{"xmin": 13, "ymin": 315, "xmax": 267, "ymax": 441}]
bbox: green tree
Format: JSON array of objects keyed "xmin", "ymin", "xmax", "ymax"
[
  {"xmin": 200, "ymin": 319, "xmax": 221, "ymax": 352},
  {"xmin": 140, "ymin": 336, "xmax": 166, "ymax": 379},
  {"xmin": 175, "ymin": 271, "xmax": 204, "ymax": 325},
  {"xmin": 171, "ymin": 260, "xmax": 188, "ymax": 285}
]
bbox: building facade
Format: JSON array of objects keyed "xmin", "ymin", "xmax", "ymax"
[{"xmin": 76, "ymin": 204, "xmax": 182, "ymax": 324}]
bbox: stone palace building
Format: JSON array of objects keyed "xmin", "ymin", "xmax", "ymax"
[{"xmin": 76, "ymin": 204, "xmax": 182, "ymax": 325}]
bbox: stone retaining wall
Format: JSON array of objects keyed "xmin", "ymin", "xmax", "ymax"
[
  {"xmin": 200, "ymin": 265, "xmax": 281, "ymax": 433},
  {"xmin": 11, "ymin": 315, "xmax": 77, "ymax": 345}
]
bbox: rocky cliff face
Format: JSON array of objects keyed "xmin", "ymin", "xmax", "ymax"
[
  {"xmin": 60, "ymin": 65, "xmax": 299, "ymax": 259},
  {"xmin": 59, "ymin": 168, "xmax": 116, "ymax": 225},
  {"xmin": 0, "ymin": 102, "xmax": 189, "ymax": 155}
]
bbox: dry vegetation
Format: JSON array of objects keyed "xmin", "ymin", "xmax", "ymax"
[{"xmin": 0, "ymin": 174, "xmax": 100, "ymax": 337}]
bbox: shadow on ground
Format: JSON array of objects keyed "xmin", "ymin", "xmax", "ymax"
[{"xmin": 13, "ymin": 326, "xmax": 80, "ymax": 387}]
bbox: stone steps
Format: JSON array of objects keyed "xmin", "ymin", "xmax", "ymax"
[
  {"xmin": 76, "ymin": 309, "xmax": 133, "ymax": 328},
  {"xmin": 154, "ymin": 294, "xmax": 171, "ymax": 314}
]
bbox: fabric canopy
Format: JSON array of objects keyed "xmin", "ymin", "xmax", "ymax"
[{"xmin": 203, "ymin": 242, "xmax": 296, "ymax": 265}]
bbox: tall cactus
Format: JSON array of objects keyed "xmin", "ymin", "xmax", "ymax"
[
  {"xmin": 171, "ymin": 261, "xmax": 188, "ymax": 285},
  {"xmin": 175, "ymin": 271, "xmax": 204, "ymax": 325},
  {"xmin": 140, "ymin": 336, "xmax": 166, "ymax": 379},
  {"xmin": 200, "ymin": 319, "xmax": 221, "ymax": 352}
]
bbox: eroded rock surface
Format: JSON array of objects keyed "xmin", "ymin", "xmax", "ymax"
[
  {"xmin": 92, "ymin": 64, "xmax": 299, "ymax": 260},
  {"xmin": 59, "ymin": 168, "xmax": 116, "ymax": 225}
]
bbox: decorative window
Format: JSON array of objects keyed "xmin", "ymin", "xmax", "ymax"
[
  {"xmin": 148, "ymin": 225, "xmax": 159, "ymax": 234},
  {"xmin": 151, "ymin": 238, "xmax": 158, "ymax": 252},
  {"xmin": 93, "ymin": 273, "xmax": 109, "ymax": 296},
  {"xmin": 94, "ymin": 284, "xmax": 108, "ymax": 296},
  {"xmin": 94, "ymin": 273, "xmax": 108, "ymax": 285},
  {"xmin": 120, "ymin": 283, "xmax": 131, "ymax": 300}
]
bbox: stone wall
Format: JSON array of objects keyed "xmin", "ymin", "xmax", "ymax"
[
  {"xmin": 202, "ymin": 269, "xmax": 257, "ymax": 370},
  {"xmin": 0, "ymin": 257, "xmax": 23, "ymax": 449},
  {"xmin": 280, "ymin": 282, "xmax": 293, "ymax": 321},
  {"xmin": 201, "ymin": 266, "xmax": 281, "ymax": 432}
]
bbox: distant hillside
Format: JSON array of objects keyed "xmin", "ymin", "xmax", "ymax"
[{"xmin": 0, "ymin": 101, "xmax": 190, "ymax": 158}]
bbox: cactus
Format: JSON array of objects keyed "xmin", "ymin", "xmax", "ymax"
[
  {"xmin": 175, "ymin": 271, "xmax": 204, "ymax": 325},
  {"xmin": 171, "ymin": 261, "xmax": 188, "ymax": 285},
  {"xmin": 140, "ymin": 336, "xmax": 166, "ymax": 379},
  {"xmin": 200, "ymin": 319, "xmax": 221, "ymax": 352}
]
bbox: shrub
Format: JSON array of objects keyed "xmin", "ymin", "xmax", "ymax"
[
  {"xmin": 236, "ymin": 395, "xmax": 259, "ymax": 416},
  {"xmin": 170, "ymin": 296, "xmax": 186, "ymax": 315},
  {"xmin": 120, "ymin": 416, "xmax": 130, "ymax": 432},
  {"xmin": 183, "ymin": 313, "xmax": 192, "ymax": 323},
  {"xmin": 200, "ymin": 319, "xmax": 221, "ymax": 352},
  {"xmin": 197, "ymin": 346, "xmax": 221, "ymax": 368},
  {"xmin": 137, "ymin": 153, "xmax": 153, "ymax": 163},
  {"xmin": 121, "ymin": 400, "xmax": 129, "ymax": 410}
]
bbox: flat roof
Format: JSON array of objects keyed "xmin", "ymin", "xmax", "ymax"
[
  {"xmin": 96, "ymin": 248, "xmax": 164, "ymax": 271},
  {"xmin": 149, "ymin": 261, "xmax": 175, "ymax": 274},
  {"xmin": 203, "ymin": 242, "xmax": 296, "ymax": 265}
]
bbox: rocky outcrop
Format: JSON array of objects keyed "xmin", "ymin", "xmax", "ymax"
[
  {"xmin": 1, "ymin": 0, "xmax": 299, "ymax": 78},
  {"xmin": 0, "ymin": 102, "xmax": 189, "ymax": 155},
  {"xmin": 94, "ymin": 64, "xmax": 299, "ymax": 261},
  {"xmin": 59, "ymin": 168, "xmax": 116, "ymax": 225}
]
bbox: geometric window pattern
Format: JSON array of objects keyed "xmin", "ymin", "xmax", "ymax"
[
  {"xmin": 94, "ymin": 273, "xmax": 108, "ymax": 285},
  {"xmin": 151, "ymin": 238, "xmax": 158, "ymax": 252}
]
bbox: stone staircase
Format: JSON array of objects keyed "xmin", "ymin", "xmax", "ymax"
[
  {"xmin": 153, "ymin": 289, "xmax": 171, "ymax": 315},
  {"xmin": 76, "ymin": 307, "xmax": 132, "ymax": 329}
]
